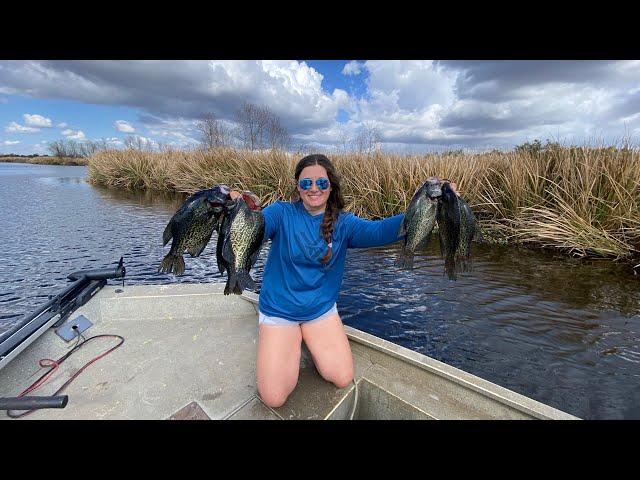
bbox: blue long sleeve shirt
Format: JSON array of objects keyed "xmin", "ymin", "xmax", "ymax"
[{"xmin": 258, "ymin": 200, "xmax": 405, "ymax": 321}]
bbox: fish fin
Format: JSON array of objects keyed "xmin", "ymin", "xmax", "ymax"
[
  {"xmin": 157, "ymin": 254, "xmax": 185, "ymax": 275},
  {"xmin": 438, "ymin": 231, "xmax": 446, "ymax": 258},
  {"xmin": 394, "ymin": 246, "xmax": 415, "ymax": 269},
  {"xmin": 218, "ymin": 262, "xmax": 226, "ymax": 276},
  {"xmin": 222, "ymin": 232, "xmax": 235, "ymax": 264},
  {"xmin": 415, "ymin": 231, "xmax": 433, "ymax": 251},
  {"xmin": 455, "ymin": 256, "xmax": 473, "ymax": 274},
  {"xmin": 215, "ymin": 230, "xmax": 227, "ymax": 275},
  {"xmin": 187, "ymin": 231, "xmax": 213, "ymax": 257},
  {"xmin": 225, "ymin": 267, "xmax": 239, "ymax": 295},
  {"xmin": 473, "ymin": 226, "xmax": 484, "ymax": 243},
  {"xmin": 162, "ymin": 220, "xmax": 174, "ymax": 246},
  {"xmin": 444, "ymin": 256, "xmax": 457, "ymax": 280},
  {"xmin": 237, "ymin": 269, "xmax": 257, "ymax": 291},
  {"xmin": 248, "ymin": 241, "xmax": 264, "ymax": 268}
]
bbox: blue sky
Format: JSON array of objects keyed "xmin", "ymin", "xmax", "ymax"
[{"xmin": 1, "ymin": 60, "xmax": 639, "ymax": 156}]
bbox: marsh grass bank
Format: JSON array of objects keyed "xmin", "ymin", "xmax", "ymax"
[
  {"xmin": 80, "ymin": 146, "xmax": 638, "ymax": 273},
  {"xmin": 0, "ymin": 156, "xmax": 88, "ymax": 166}
]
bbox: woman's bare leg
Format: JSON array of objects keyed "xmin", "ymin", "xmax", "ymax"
[
  {"xmin": 256, "ymin": 324, "xmax": 303, "ymax": 408},
  {"xmin": 301, "ymin": 314, "xmax": 354, "ymax": 388}
]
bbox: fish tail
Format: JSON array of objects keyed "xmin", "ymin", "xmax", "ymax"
[
  {"xmin": 158, "ymin": 254, "xmax": 185, "ymax": 275},
  {"xmin": 394, "ymin": 247, "xmax": 415, "ymax": 269},
  {"xmin": 444, "ymin": 255, "xmax": 457, "ymax": 280},
  {"xmin": 237, "ymin": 269, "xmax": 257, "ymax": 292},
  {"xmin": 455, "ymin": 255, "xmax": 473, "ymax": 274},
  {"xmin": 224, "ymin": 268, "xmax": 241, "ymax": 295}
]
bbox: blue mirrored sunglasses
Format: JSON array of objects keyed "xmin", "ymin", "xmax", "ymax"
[{"xmin": 299, "ymin": 178, "xmax": 330, "ymax": 190}]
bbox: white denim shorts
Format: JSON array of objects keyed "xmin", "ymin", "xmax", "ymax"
[{"xmin": 258, "ymin": 303, "xmax": 338, "ymax": 326}]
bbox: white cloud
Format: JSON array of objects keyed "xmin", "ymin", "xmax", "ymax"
[
  {"xmin": 106, "ymin": 138, "xmax": 124, "ymax": 147},
  {"xmin": 114, "ymin": 120, "xmax": 135, "ymax": 133},
  {"xmin": 57, "ymin": 122, "xmax": 68, "ymax": 128},
  {"xmin": 0, "ymin": 60, "xmax": 347, "ymax": 134},
  {"xmin": 3, "ymin": 140, "xmax": 20, "ymax": 145},
  {"xmin": 62, "ymin": 129, "xmax": 86, "ymax": 140},
  {"xmin": 5, "ymin": 121, "xmax": 39, "ymax": 133},
  {"xmin": 23, "ymin": 114, "xmax": 52, "ymax": 128},
  {"xmin": 2, "ymin": 60, "xmax": 640, "ymax": 153},
  {"xmin": 342, "ymin": 61, "xmax": 364, "ymax": 76}
]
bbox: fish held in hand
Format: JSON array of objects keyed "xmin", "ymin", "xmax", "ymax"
[
  {"xmin": 395, "ymin": 176, "xmax": 442, "ymax": 269},
  {"xmin": 158, "ymin": 184, "xmax": 231, "ymax": 275},
  {"xmin": 436, "ymin": 181, "xmax": 461, "ymax": 279},
  {"xmin": 455, "ymin": 195, "xmax": 482, "ymax": 274},
  {"xmin": 436, "ymin": 181, "xmax": 481, "ymax": 280},
  {"xmin": 217, "ymin": 191, "xmax": 265, "ymax": 295}
]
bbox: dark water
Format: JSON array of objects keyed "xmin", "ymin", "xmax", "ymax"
[{"xmin": 1, "ymin": 163, "xmax": 639, "ymax": 419}]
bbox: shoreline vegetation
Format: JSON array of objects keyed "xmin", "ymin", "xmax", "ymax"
[
  {"xmin": 0, "ymin": 155, "xmax": 88, "ymax": 166},
  {"xmin": 3, "ymin": 146, "xmax": 639, "ymax": 274}
]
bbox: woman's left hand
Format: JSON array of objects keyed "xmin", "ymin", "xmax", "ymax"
[{"xmin": 439, "ymin": 178, "xmax": 458, "ymax": 194}]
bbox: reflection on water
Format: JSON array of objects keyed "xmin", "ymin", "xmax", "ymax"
[
  {"xmin": 1, "ymin": 162, "xmax": 639, "ymax": 419},
  {"xmin": 91, "ymin": 183, "xmax": 188, "ymax": 211}
]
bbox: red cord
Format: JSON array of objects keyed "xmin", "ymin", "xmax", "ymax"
[
  {"xmin": 18, "ymin": 359, "xmax": 60, "ymax": 397},
  {"xmin": 7, "ymin": 334, "xmax": 124, "ymax": 419}
]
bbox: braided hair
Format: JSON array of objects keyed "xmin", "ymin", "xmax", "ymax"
[{"xmin": 294, "ymin": 154, "xmax": 345, "ymax": 266}]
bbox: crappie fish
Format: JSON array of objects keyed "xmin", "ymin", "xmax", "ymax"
[
  {"xmin": 437, "ymin": 181, "xmax": 481, "ymax": 279},
  {"xmin": 395, "ymin": 177, "xmax": 442, "ymax": 269},
  {"xmin": 455, "ymin": 195, "xmax": 482, "ymax": 274},
  {"xmin": 436, "ymin": 181, "xmax": 461, "ymax": 280},
  {"xmin": 217, "ymin": 191, "xmax": 265, "ymax": 295},
  {"xmin": 158, "ymin": 184, "xmax": 231, "ymax": 275}
]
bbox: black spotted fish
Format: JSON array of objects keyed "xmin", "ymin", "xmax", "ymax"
[
  {"xmin": 437, "ymin": 181, "xmax": 481, "ymax": 280},
  {"xmin": 217, "ymin": 191, "xmax": 265, "ymax": 295},
  {"xmin": 158, "ymin": 184, "xmax": 230, "ymax": 275},
  {"xmin": 436, "ymin": 181, "xmax": 461, "ymax": 279},
  {"xmin": 455, "ymin": 195, "xmax": 482, "ymax": 274},
  {"xmin": 395, "ymin": 176, "xmax": 442, "ymax": 269}
]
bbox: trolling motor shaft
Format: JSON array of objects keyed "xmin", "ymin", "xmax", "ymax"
[{"xmin": 0, "ymin": 395, "xmax": 68, "ymax": 411}]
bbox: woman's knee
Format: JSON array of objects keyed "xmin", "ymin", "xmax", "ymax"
[
  {"xmin": 316, "ymin": 362, "xmax": 353, "ymax": 389},
  {"xmin": 257, "ymin": 384, "xmax": 291, "ymax": 408},
  {"xmin": 330, "ymin": 367, "xmax": 354, "ymax": 389}
]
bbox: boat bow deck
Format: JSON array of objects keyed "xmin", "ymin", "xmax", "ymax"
[{"xmin": 0, "ymin": 283, "xmax": 579, "ymax": 420}]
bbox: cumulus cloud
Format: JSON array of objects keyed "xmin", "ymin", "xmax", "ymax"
[
  {"xmin": 1, "ymin": 60, "xmax": 639, "ymax": 153},
  {"xmin": 114, "ymin": 120, "xmax": 135, "ymax": 133},
  {"xmin": 62, "ymin": 129, "xmax": 86, "ymax": 140},
  {"xmin": 5, "ymin": 121, "xmax": 39, "ymax": 133},
  {"xmin": 23, "ymin": 114, "xmax": 52, "ymax": 128},
  {"xmin": 3, "ymin": 140, "xmax": 20, "ymax": 145},
  {"xmin": 342, "ymin": 61, "xmax": 364, "ymax": 76},
  {"xmin": 0, "ymin": 60, "xmax": 347, "ymax": 135}
]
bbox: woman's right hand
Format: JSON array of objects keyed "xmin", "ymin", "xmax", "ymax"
[{"xmin": 229, "ymin": 190, "xmax": 242, "ymax": 200}]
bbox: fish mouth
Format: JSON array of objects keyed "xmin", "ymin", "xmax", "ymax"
[
  {"xmin": 207, "ymin": 184, "xmax": 232, "ymax": 205},
  {"xmin": 425, "ymin": 177, "xmax": 442, "ymax": 198},
  {"xmin": 209, "ymin": 201, "xmax": 224, "ymax": 213}
]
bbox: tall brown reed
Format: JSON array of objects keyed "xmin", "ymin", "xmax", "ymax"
[{"xmin": 86, "ymin": 145, "xmax": 640, "ymax": 271}]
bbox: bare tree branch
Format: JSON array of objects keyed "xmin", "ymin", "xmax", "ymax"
[{"xmin": 196, "ymin": 113, "xmax": 232, "ymax": 149}]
